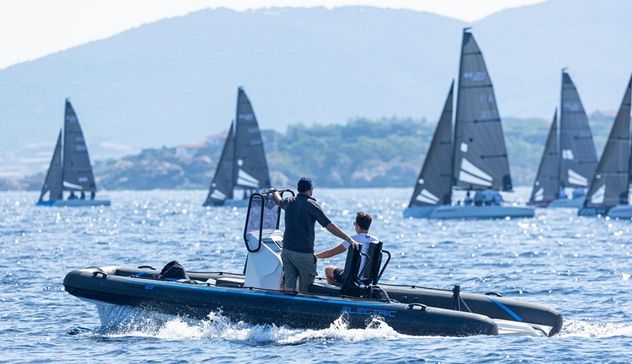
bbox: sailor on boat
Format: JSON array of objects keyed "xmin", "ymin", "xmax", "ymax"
[
  {"xmin": 315, "ymin": 211, "xmax": 379, "ymax": 285},
  {"xmin": 270, "ymin": 177, "xmax": 359, "ymax": 292}
]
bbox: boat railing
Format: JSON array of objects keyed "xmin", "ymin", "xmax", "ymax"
[{"xmin": 243, "ymin": 189, "xmax": 294, "ymax": 253}]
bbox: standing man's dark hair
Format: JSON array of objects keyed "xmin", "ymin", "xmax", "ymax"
[
  {"xmin": 269, "ymin": 177, "xmax": 359, "ymax": 292},
  {"xmin": 297, "ymin": 177, "xmax": 312, "ymax": 193}
]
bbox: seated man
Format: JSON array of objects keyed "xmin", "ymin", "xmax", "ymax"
[
  {"xmin": 315, "ymin": 212, "xmax": 379, "ymax": 285},
  {"xmin": 559, "ymin": 187, "xmax": 568, "ymax": 200},
  {"xmin": 572, "ymin": 187, "xmax": 586, "ymax": 199},
  {"xmin": 463, "ymin": 191, "xmax": 473, "ymax": 206}
]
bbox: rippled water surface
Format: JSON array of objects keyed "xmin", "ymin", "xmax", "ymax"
[{"xmin": 1, "ymin": 188, "xmax": 631, "ymax": 363}]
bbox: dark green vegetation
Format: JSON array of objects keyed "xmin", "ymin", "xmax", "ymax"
[{"xmin": 3, "ymin": 116, "xmax": 611, "ymax": 191}]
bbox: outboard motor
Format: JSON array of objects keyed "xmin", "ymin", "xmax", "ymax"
[{"xmin": 242, "ymin": 191, "xmax": 293, "ymax": 290}]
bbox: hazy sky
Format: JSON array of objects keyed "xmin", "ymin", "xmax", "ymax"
[{"xmin": 0, "ymin": 0, "xmax": 543, "ymax": 69}]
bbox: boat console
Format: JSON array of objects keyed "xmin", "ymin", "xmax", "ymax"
[{"xmin": 242, "ymin": 191, "xmax": 290, "ymax": 290}]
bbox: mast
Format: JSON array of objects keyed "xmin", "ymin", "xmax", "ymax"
[
  {"xmin": 583, "ymin": 76, "xmax": 632, "ymax": 210},
  {"xmin": 408, "ymin": 81, "xmax": 454, "ymax": 207},
  {"xmin": 452, "ymin": 28, "xmax": 512, "ymax": 192}
]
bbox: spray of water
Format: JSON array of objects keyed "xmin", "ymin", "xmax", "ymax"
[
  {"xmin": 559, "ymin": 319, "xmax": 632, "ymax": 338},
  {"xmin": 93, "ymin": 305, "xmax": 405, "ymax": 344}
]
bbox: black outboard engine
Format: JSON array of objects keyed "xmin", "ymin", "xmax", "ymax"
[{"xmin": 340, "ymin": 242, "xmax": 391, "ymax": 299}]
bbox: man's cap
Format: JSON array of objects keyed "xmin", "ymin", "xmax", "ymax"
[{"xmin": 297, "ymin": 177, "xmax": 313, "ymax": 192}]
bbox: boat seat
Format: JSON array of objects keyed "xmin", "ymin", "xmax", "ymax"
[
  {"xmin": 340, "ymin": 241, "xmax": 391, "ymax": 297},
  {"xmin": 215, "ymin": 277, "xmax": 244, "ymax": 288},
  {"xmin": 308, "ymin": 282, "xmax": 341, "ymax": 297}
]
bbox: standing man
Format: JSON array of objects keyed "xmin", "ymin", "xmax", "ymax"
[{"xmin": 270, "ymin": 177, "xmax": 359, "ymax": 292}]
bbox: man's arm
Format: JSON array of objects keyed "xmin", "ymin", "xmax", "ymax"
[
  {"xmin": 268, "ymin": 188, "xmax": 282, "ymax": 205},
  {"xmin": 315, "ymin": 244, "xmax": 346, "ymax": 259},
  {"xmin": 325, "ymin": 223, "xmax": 360, "ymax": 250}
]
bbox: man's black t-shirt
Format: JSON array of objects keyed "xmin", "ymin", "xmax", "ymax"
[{"xmin": 280, "ymin": 193, "xmax": 332, "ymax": 253}]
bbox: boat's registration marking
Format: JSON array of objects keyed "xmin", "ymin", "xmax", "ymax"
[{"xmin": 341, "ymin": 306, "xmax": 396, "ymax": 318}]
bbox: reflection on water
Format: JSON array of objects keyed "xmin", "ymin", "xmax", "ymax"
[{"xmin": 0, "ymin": 188, "xmax": 631, "ymax": 362}]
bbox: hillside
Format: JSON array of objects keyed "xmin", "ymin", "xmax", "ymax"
[
  {"xmin": 1, "ymin": 0, "xmax": 631, "ymax": 178},
  {"xmin": 3, "ymin": 115, "xmax": 613, "ymax": 191}
]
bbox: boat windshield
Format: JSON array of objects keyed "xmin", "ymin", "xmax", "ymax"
[{"xmin": 243, "ymin": 190, "xmax": 293, "ymax": 252}]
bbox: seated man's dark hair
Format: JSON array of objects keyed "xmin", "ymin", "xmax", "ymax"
[{"xmin": 355, "ymin": 211, "xmax": 372, "ymax": 230}]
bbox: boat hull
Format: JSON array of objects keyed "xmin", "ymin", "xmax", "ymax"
[
  {"xmin": 607, "ymin": 205, "xmax": 632, "ymax": 218},
  {"xmin": 64, "ymin": 267, "xmax": 498, "ymax": 337},
  {"xmin": 37, "ymin": 199, "xmax": 111, "ymax": 207},
  {"xmin": 403, "ymin": 206, "xmax": 437, "ymax": 218},
  {"xmin": 405, "ymin": 205, "xmax": 534, "ymax": 220},
  {"xmin": 546, "ymin": 197, "xmax": 584, "ymax": 208},
  {"xmin": 203, "ymin": 199, "xmax": 250, "ymax": 207},
  {"xmin": 579, "ymin": 205, "xmax": 632, "ymax": 218}
]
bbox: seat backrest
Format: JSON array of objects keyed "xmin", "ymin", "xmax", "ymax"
[
  {"xmin": 340, "ymin": 241, "xmax": 391, "ymax": 297},
  {"xmin": 341, "ymin": 246, "xmax": 361, "ymax": 284},
  {"xmin": 359, "ymin": 241, "xmax": 383, "ymax": 285}
]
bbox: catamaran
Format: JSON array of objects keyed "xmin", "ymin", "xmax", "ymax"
[
  {"xmin": 578, "ymin": 76, "xmax": 631, "ymax": 217},
  {"xmin": 204, "ymin": 87, "xmax": 271, "ymax": 207},
  {"xmin": 404, "ymin": 29, "xmax": 534, "ymax": 219},
  {"xmin": 529, "ymin": 70, "xmax": 598, "ymax": 208},
  {"xmin": 37, "ymin": 100, "xmax": 110, "ymax": 207}
]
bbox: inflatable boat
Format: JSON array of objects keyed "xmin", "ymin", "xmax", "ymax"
[{"xmin": 64, "ymin": 192, "xmax": 562, "ymax": 337}]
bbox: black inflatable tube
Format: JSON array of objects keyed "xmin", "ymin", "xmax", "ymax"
[{"xmin": 64, "ymin": 268, "xmax": 498, "ymax": 337}]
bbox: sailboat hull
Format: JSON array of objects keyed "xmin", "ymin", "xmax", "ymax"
[
  {"xmin": 580, "ymin": 205, "xmax": 632, "ymax": 218},
  {"xmin": 403, "ymin": 206, "xmax": 438, "ymax": 218},
  {"xmin": 546, "ymin": 197, "xmax": 584, "ymax": 208},
  {"xmin": 607, "ymin": 205, "xmax": 632, "ymax": 218},
  {"xmin": 203, "ymin": 199, "xmax": 251, "ymax": 208},
  {"xmin": 418, "ymin": 205, "xmax": 534, "ymax": 220},
  {"xmin": 37, "ymin": 199, "xmax": 111, "ymax": 207}
]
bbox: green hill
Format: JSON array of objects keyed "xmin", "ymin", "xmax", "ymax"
[{"xmin": 4, "ymin": 115, "xmax": 611, "ymax": 191}]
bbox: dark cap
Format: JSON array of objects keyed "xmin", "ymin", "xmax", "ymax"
[{"xmin": 297, "ymin": 177, "xmax": 313, "ymax": 193}]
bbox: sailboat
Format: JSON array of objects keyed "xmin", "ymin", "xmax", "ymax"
[
  {"xmin": 529, "ymin": 70, "xmax": 598, "ymax": 208},
  {"xmin": 204, "ymin": 87, "xmax": 271, "ymax": 206},
  {"xmin": 37, "ymin": 100, "xmax": 110, "ymax": 207},
  {"xmin": 404, "ymin": 29, "xmax": 534, "ymax": 219},
  {"xmin": 578, "ymin": 76, "xmax": 631, "ymax": 217}
]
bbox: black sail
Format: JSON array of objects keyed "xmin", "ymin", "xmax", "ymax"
[
  {"xmin": 62, "ymin": 100, "xmax": 96, "ymax": 192},
  {"xmin": 583, "ymin": 77, "xmax": 631, "ymax": 209},
  {"xmin": 232, "ymin": 88, "xmax": 271, "ymax": 191},
  {"xmin": 204, "ymin": 123, "xmax": 236, "ymax": 205},
  {"xmin": 559, "ymin": 71, "xmax": 598, "ymax": 188},
  {"xmin": 529, "ymin": 111, "xmax": 560, "ymax": 206},
  {"xmin": 38, "ymin": 130, "xmax": 63, "ymax": 201},
  {"xmin": 408, "ymin": 82, "xmax": 454, "ymax": 207},
  {"xmin": 452, "ymin": 29, "xmax": 512, "ymax": 191}
]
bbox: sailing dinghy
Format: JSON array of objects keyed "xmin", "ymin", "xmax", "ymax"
[
  {"xmin": 204, "ymin": 87, "xmax": 271, "ymax": 207},
  {"xmin": 529, "ymin": 71, "xmax": 598, "ymax": 208},
  {"xmin": 37, "ymin": 100, "xmax": 110, "ymax": 207},
  {"xmin": 404, "ymin": 29, "xmax": 534, "ymax": 219},
  {"xmin": 578, "ymin": 76, "xmax": 631, "ymax": 217}
]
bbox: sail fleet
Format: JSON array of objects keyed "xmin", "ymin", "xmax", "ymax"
[{"xmin": 34, "ymin": 28, "xmax": 632, "ymax": 219}]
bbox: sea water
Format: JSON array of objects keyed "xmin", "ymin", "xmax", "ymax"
[{"xmin": 0, "ymin": 188, "xmax": 631, "ymax": 363}]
